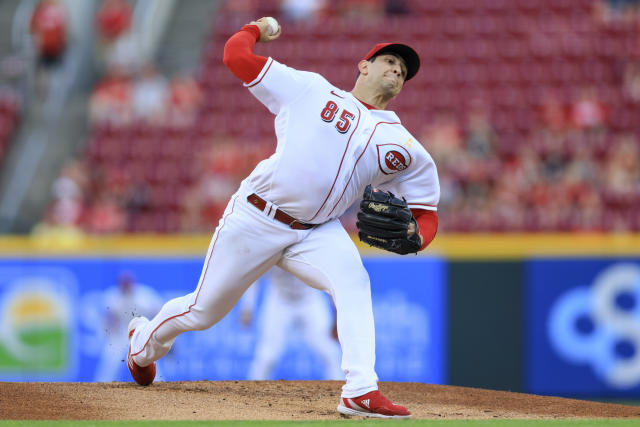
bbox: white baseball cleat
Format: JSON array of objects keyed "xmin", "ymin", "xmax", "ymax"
[
  {"xmin": 127, "ymin": 316, "xmax": 155, "ymax": 386},
  {"xmin": 337, "ymin": 390, "xmax": 411, "ymax": 419}
]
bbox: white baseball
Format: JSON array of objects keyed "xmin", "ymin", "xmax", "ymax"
[{"xmin": 265, "ymin": 17, "xmax": 279, "ymax": 36}]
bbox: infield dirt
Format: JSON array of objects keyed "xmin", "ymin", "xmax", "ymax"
[{"xmin": 2, "ymin": 381, "xmax": 640, "ymax": 420}]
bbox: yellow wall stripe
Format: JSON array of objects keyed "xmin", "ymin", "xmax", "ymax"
[{"xmin": 1, "ymin": 233, "xmax": 639, "ymax": 258}]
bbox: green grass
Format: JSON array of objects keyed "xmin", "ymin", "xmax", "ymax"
[{"xmin": 2, "ymin": 420, "xmax": 640, "ymax": 426}]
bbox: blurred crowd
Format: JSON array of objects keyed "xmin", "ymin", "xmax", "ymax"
[
  {"xmin": 227, "ymin": 0, "xmax": 412, "ymax": 22},
  {"xmin": 27, "ymin": 0, "xmax": 640, "ymax": 237},
  {"xmin": 89, "ymin": 0, "xmax": 203, "ymax": 129},
  {"xmin": 425, "ymin": 90, "xmax": 639, "ymax": 232},
  {"xmin": 88, "ymin": 62, "xmax": 203, "ymax": 129},
  {"xmin": 595, "ymin": 0, "xmax": 640, "ymax": 25}
]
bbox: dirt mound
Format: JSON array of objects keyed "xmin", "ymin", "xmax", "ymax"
[{"xmin": 2, "ymin": 381, "xmax": 640, "ymax": 420}]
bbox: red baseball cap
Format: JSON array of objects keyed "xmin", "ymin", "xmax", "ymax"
[{"xmin": 363, "ymin": 43, "xmax": 420, "ymax": 81}]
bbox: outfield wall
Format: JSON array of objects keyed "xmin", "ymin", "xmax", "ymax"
[{"xmin": 0, "ymin": 234, "xmax": 639, "ymax": 398}]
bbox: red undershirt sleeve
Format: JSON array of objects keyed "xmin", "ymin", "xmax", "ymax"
[
  {"xmin": 223, "ymin": 24, "xmax": 268, "ymax": 84},
  {"xmin": 411, "ymin": 209, "xmax": 439, "ymax": 251}
]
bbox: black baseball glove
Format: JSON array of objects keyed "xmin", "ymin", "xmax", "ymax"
[{"xmin": 356, "ymin": 185, "xmax": 422, "ymax": 255}]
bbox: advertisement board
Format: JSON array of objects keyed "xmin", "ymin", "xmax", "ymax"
[
  {"xmin": 0, "ymin": 256, "xmax": 447, "ymax": 384},
  {"xmin": 526, "ymin": 259, "xmax": 640, "ymax": 397}
]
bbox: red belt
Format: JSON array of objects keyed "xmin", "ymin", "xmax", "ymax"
[{"xmin": 247, "ymin": 193, "xmax": 316, "ymax": 230}]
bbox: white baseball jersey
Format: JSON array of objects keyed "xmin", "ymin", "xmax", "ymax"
[{"xmin": 245, "ymin": 58, "xmax": 440, "ymax": 223}]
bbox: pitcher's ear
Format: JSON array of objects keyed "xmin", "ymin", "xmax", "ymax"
[{"xmin": 357, "ymin": 60, "xmax": 370, "ymax": 76}]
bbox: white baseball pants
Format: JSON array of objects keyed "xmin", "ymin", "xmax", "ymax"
[{"xmin": 129, "ymin": 181, "xmax": 379, "ymax": 397}]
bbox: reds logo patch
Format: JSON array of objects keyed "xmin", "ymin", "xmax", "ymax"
[{"xmin": 376, "ymin": 144, "xmax": 412, "ymax": 175}]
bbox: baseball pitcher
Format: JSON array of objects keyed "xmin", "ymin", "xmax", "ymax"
[{"xmin": 127, "ymin": 17, "xmax": 439, "ymax": 419}]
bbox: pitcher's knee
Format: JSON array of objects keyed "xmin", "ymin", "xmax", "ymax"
[
  {"xmin": 188, "ymin": 306, "xmax": 224, "ymax": 331},
  {"xmin": 341, "ymin": 269, "xmax": 370, "ymax": 292}
]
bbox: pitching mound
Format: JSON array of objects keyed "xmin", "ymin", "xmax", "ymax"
[{"xmin": 2, "ymin": 381, "xmax": 640, "ymax": 420}]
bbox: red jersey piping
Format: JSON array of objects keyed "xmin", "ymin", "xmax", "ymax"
[
  {"xmin": 325, "ymin": 120, "xmax": 401, "ymax": 218},
  {"xmin": 309, "ymin": 104, "xmax": 363, "ymax": 221},
  {"xmin": 247, "ymin": 57, "xmax": 274, "ymax": 88}
]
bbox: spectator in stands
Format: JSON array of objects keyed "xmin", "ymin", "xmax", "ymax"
[
  {"xmin": 179, "ymin": 185, "xmax": 206, "ymax": 232},
  {"xmin": 104, "ymin": 29, "xmax": 142, "ymax": 74},
  {"xmin": 465, "ymin": 99, "xmax": 498, "ymax": 159},
  {"xmin": 421, "ymin": 111, "xmax": 464, "ymax": 212},
  {"xmin": 49, "ymin": 196, "xmax": 84, "ymax": 231},
  {"xmin": 123, "ymin": 169, "xmax": 152, "ymax": 225},
  {"xmin": 52, "ymin": 159, "xmax": 89, "ymax": 203},
  {"xmin": 95, "ymin": 0, "xmax": 133, "ymax": 69},
  {"xmin": 602, "ymin": 134, "xmax": 640, "ymax": 206},
  {"xmin": 195, "ymin": 138, "xmax": 241, "ymax": 228},
  {"xmin": 562, "ymin": 154, "xmax": 603, "ymax": 231},
  {"xmin": 570, "ymin": 86, "xmax": 609, "ymax": 132},
  {"xmin": 47, "ymin": 160, "xmax": 88, "ymax": 230},
  {"xmin": 131, "ymin": 62, "xmax": 169, "ymax": 124},
  {"xmin": 623, "ymin": 60, "xmax": 640, "ymax": 102},
  {"xmin": 29, "ymin": 0, "xmax": 68, "ymax": 98},
  {"xmin": 339, "ymin": 0, "xmax": 385, "ymax": 21},
  {"xmin": 571, "ymin": 184, "xmax": 604, "ymax": 231},
  {"xmin": 31, "ymin": 159, "xmax": 88, "ymax": 244},
  {"xmin": 84, "ymin": 189, "xmax": 126, "ymax": 233},
  {"xmin": 537, "ymin": 90, "xmax": 568, "ymax": 134},
  {"xmin": 96, "ymin": 0, "xmax": 132, "ymax": 43},
  {"xmin": 491, "ymin": 170, "xmax": 526, "ymax": 231},
  {"xmin": 422, "ymin": 110, "xmax": 464, "ymax": 162},
  {"xmin": 179, "ymin": 136, "xmax": 251, "ymax": 233},
  {"xmin": 280, "ymin": 0, "xmax": 329, "ymax": 21},
  {"xmin": 167, "ymin": 74, "xmax": 203, "ymax": 128},
  {"xmin": 538, "ymin": 133, "xmax": 566, "ymax": 182},
  {"xmin": 594, "ymin": 0, "xmax": 640, "ymax": 24},
  {"xmin": 89, "ymin": 63, "xmax": 133, "ymax": 126},
  {"xmin": 458, "ymin": 101, "xmax": 502, "ymax": 229}
]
